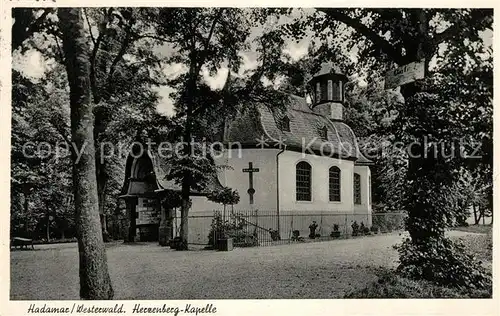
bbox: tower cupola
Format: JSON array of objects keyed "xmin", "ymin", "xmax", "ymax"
[{"xmin": 307, "ymin": 62, "xmax": 348, "ymax": 121}]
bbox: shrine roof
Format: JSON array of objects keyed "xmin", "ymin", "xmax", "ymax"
[
  {"xmin": 225, "ymin": 93, "xmax": 373, "ymax": 164},
  {"xmin": 149, "ymin": 151, "xmax": 224, "ymax": 194},
  {"xmin": 120, "ymin": 151, "xmax": 224, "ymax": 197}
]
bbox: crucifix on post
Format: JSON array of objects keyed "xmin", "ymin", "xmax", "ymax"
[
  {"xmin": 242, "ymin": 162, "xmax": 259, "ymax": 205},
  {"xmin": 243, "ymin": 162, "xmax": 259, "ymax": 235}
]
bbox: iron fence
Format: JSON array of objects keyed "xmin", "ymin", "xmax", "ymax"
[
  {"xmin": 107, "ymin": 210, "xmax": 406, "ymax": 247},
  {"xmin": 190, "ymin": 210, "xmax": 406, "ymax": 248}
]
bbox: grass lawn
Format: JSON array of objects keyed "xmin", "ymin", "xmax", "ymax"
[
  {"xmin": 450, "ymin": 225, "xmax": 492, "ymax": 267},
  {"xmin": 452, "ymin": 224, "xmax": 492, "ymax": 235},
  {"xmin": 345, "ymin": 226, "xmax": 493, "ymax": 298},
  {"xmin": 10, "ymin": 230, "xmax": 491, "ymax": 300}
]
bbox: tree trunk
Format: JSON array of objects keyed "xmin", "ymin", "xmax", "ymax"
[
  {"xmin": 46, "ymin": 215, "xmax": 50, "ymax": 242},
  {"xmin": 477, "ymin": 210, "xmax": 484, "ymax": 224},
  {"xmin": 473, "ymin": 204, "xmax": 479, "ymax": 225},
  {"xmin": 178, "ymin": 140, "xmax": 193, "ymax": 250},
  {"xmin": 58, "ymin": 8, "xmax": 113, "ymax": 300},
  {"xmin": 177, "ymin": 61, "xmax": 198, "ymax": 251},
  {"xmin": 127, "ymin": 200, "xmax": 137, "ymax": 242},
  {"xmin": 23, "ymin": 189, "xmax": 30, "ymax": 236},
  {"xmin": 397, "ymin": 9, "xmax": 454, "ymax": 247},
  {"xmin": 178, "ymin": 150, "xmax": 191, "ymax": 250},
  {"xmin": 179, "ymin": 196, "xmax": 190, "ymax": 250},
  {"xmin": 98, "ymin": 177, "xmax": 109, "ymax": 241},
  {"xmin": 103, "ymin": 215, "xmax": 107, "ymax": 233}
]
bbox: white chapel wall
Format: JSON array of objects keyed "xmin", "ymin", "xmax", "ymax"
[
  {"xmin": 186, "ymin": 150, "xmax": 373, "ymax": 242},
  {"xmin": 187, "ymin": 148, "xmax": 279, "ymax": 244},
  {"xmin": 278, "ymin": 150, "xmax": 355, "ymax": 212},
  {"xmin": 216, "ymin": 148, "xmax": 280, "ymax": 212},
  {"xmin": 353, "ymin": 165, "xmax": 372, "ymax": 226}
]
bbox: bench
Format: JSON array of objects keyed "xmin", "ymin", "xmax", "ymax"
[{"xmin": 11, "ymin": 237, "xmax": 34, "ymax": 250}]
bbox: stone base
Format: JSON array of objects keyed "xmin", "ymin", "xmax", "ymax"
[
  {"xmin": 169, "ymin": 237, "xmax": 183, "ymax": 250},
  {"xmin": 158, "ymin": 225, "xmax": 172, "ymax": 246},
  {"xmin": 330, "ymin": 231, "xmax": 341, "ymax": 238}
]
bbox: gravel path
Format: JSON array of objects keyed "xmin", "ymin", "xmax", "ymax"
[{"xmin": 10, "ymin": 230, "xmax": 486, "ymax": 300}]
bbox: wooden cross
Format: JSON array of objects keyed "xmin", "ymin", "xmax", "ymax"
[{"xmin": 242, "ymin": 162, "xmax": 259, "ymax": 204}]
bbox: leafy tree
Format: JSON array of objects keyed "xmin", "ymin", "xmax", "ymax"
[
  {"xmin": 12, "ymin": 8, "xmax": 168, "ymax": 237},
  {"xmin": 207, "ymin": 187, "xmax": 240, "ymax": 218},
  {"xmin": 11, "ymin": 67, "xmax": 76, "ymax": 240},
  {"xmin": 456, "ymin": 167, "xmax": 492, "ymax": 225},
  {"xmin": 81, "ymin": 8, "xmax": 166, "ymax": 231},
  {"xmin": 282, "ymin": 8, "xmax": 492, "ymax": 288},
  {"xmin": 141, "ymin": 8, "xmax": 266, "ymax": 249}
]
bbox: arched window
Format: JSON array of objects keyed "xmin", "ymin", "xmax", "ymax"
[
  {"xmin": 353, "ymin": 173, "xmax": 361, "ymax": 205},
  {"xmin": 329, "ymin": 167, "xmax": 341, "ymax": 202},
  {"xmin": 296, "ymin": 161, "xmax": 312, "ymax": 201}
]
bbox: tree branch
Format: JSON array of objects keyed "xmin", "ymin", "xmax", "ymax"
[
  {"xmin": 134, "ymin": 33, "xmax": 173, "ymax": 43},
  {"xmin": 90, "ymin": 33, "xmax": 103, "ymax": 102},
  {"xmin": 253, "ymin": 43, "xmax": 268, "ymax": 85},
  {"xmin": 89, "ymin": 8, "xmax": 115, "ymax": 103},
  {"xmin": 107, "ymin": 17, "xmax": 135, "ymax": 85},
  {"xmin": 317, "ymin": 8, "xmax": 406, "ymax": 65},
  {"xmin": 204, "ymin": 9, "xmax": 223, "ymax": 51},
  {"xmin": 197, "ymin": 8, "xmax": 225, "ymax": 70},
  {"xmin": 83, "ymin": 9, "xmax": 96, "ymax": 46},
  {"xmin": 52, "ymin": 33, "xmax": 65, "ymax": 63}
]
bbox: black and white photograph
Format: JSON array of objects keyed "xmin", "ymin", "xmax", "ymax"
[{"xmin": 2, "ymin": 3, "xmax": 497, "ymax": 313}]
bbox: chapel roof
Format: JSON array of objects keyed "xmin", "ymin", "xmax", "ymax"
[{"xmin": 225, "ymin": 94, "xmax": 372, "ymax": 165}]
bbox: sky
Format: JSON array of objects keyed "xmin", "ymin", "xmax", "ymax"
[
  {"xmin": 152, "ymin": 34, "xmax": 312, "ymax": 116},
  {"xmin": 13, "ymin": 22, "xmax": 311, "ymax": 116},
  {"xmin": 13, "ymin": 9, "xmax": 493, "ymax": 117},
  {"xmin": 13, "ymin": 8, "xmax": 315, "ymax": 117}
]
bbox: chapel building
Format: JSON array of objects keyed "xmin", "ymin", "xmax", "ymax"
[{"xmin": 119, "ymin": 63, "xmax": 373, "ymax": 243}]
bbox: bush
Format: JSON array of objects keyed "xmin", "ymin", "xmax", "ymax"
[
  {"xmin": 231, "ymin": 229, "xmax": 258, "ymax": 247},
  {"xmin": 372, "ymin": 213, "xmax": 405, "ymax": 232},
  {"xmin": 359, "ymin": 222, "xmax": 370, "ymax": 235},
  {"xmin": 330, "ymin": 224, "xmax": 341, "ymax": 238},
  {"xmin": 345, "ymin": 269, "xmax": 491, "ymax": 298},
  {"xmin": 396, "ymin": 237, "xmax": 492, "ymax": 290},
  {"xmin": 208, "ymin": 212, "xmax": 257, "ymax": 248},
  {"xmin": 351, "ymin": 221, "xmax": 359, "ymax": 236},
  {"xmin": 33, "ymin": 237, "xmax": 77, "ymax": 245},
  {"xmin": 269, "ymin": 229, "xmax": 280, "ymax": 241}
]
